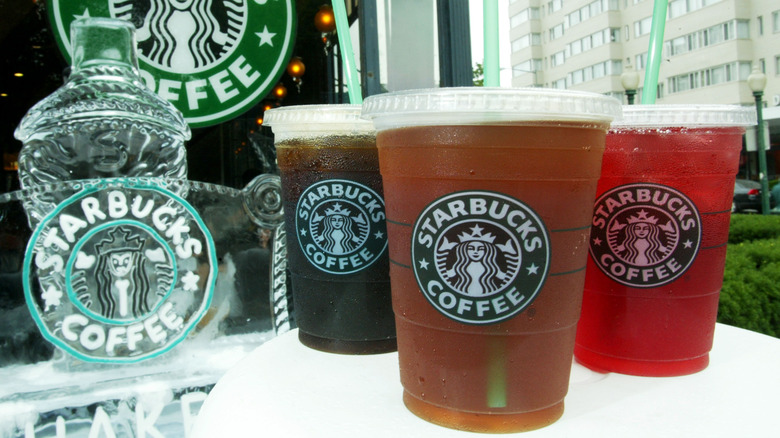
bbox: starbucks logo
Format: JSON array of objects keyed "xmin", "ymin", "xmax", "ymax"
[
  {"xmin": 109, "ymin": 0, "xmax": 247, "ymax": 74},
  {"xmin": 49, "ymin": 0, "xmax": 297, "ymax": 127},
  {"xmin": 24, "ymin": 180, "xmax": 216, "ymax": 363},
  {"xmin": 296, "ymin": 179, "xmax": 387, "ymax": 275},
  {"xmin": 72, "ymin": 225, "xmax": 175, "ymax": 322},
  {"xmin": 590, "ymin": 183, "xmax": 701, "ymax": 288},
  {"xmin": 412, "ymin": 191, "xmax": 550, "ymax": 325}
]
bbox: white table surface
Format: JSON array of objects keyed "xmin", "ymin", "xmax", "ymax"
[{"xmin": 192, "ymin": 323, "xmax": 780, "ymax": 437}]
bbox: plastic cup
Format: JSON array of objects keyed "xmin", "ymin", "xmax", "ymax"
[
  {"xmin": 575, "ymin": 105, "xmax": 757, "ymax": 377},
  {"xmin": 362, "ymin": 88, "xmax": 621, "ymax": 432},
  {"xmin": 264, "ymin": 105, "xmax": 396, "ymax": 354}
]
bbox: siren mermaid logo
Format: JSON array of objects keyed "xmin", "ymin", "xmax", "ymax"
[
  {"xmin": 73, "ymin": 226, "xmax": 174, "ymax": 321},
  {"xmin": 23, "ymin": 181, "xmax": 216, "ymax": 363},
  {"xmin": 113, "ymin": 0, "xmax": 246, "ymax": 74},
  {"xmin": 49, "ymin": 0, "xmax": 296, "ymax": 127},
  {"xmin": 590, "ymin": 183, "xmax": 701, "ymax": 288},
  {"xmin": 296, "ymin": 179, "xmax": 388, "ymax": 275},
  {"xmin": 412, "ymin": 191, "xmax": 550, "ymax": 325}
]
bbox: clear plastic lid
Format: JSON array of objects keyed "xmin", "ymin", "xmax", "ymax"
[
  {"xmin": 263, "ymin": 104, "xmax": 375, "ymax": 141},
  {"xmin": 612, "ymin": 104, "xmax": 757, "ymax": 128},
  {"xmin": 361, "ymin": 87, "xmax": 623, "ymax": 130}
]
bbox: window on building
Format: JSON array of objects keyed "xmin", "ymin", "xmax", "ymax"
[
  {"xmin": 511, "ymin": 33, "xmax": 541, "ymax": 52},
  {"xmin": 552, "ymin": 78, "xmax": 567, "ymax": 89},
  {"xmin": 582, "ymin": 35, "xmax": 592, "ymax": 51},
  {"xmin": 775, "ymin": 56, "xmax": 780, "ymax": 75},
  {"xmin": 591, "ymin": 1, "xmax": 604, "ymax": 16},
  {"xmin": 551, "ymin": 51, "xmax": 566, "ymax": 67},
  {"xmin": 570, "ymin": 69, "xmax": 584, "ymax": 85},
  {"xmin": 634, "ymin": 17, "xmax": 652, "ymax": 37},
  {"xmin": 603, "ymin": 0, "xmax": 620, "ymax": 11},
  {"xmin": 773, "ymin": 11, "xmax": 780, "ymax": 33},
  {"xmin": 567, "ymin": 10, "xmax": 581, "ymax": 27},
  {"xmin": 516, "ymin": 59, "xmax": 543, "ymax": 74},
  {"xmin": 737, "ymin": 20, "xmax": 750, "ymax": 38},
  {"xmin": 669, "ymin": 36, "xmax": 687, "ymax": 56},
  {"xmin": 592, "ymin": 30, "xmax": 604, "ymax": 47},
  {"xmin": 611, "ymin": 60, "xmax": 623, "ymax": 74},
  {"xmin": 548, "ymin": 0, "xmax": 563, "ymax": 14},
  {"xmin": 592, "ymin": 62, "xmax": 605, "ymax": 78},
  {"xmin": 511, "ymin": 7, "xmax": 541, "ymax": 27},
  {"xmin": 636, "ymin": 53, "xmax": 647, "ymax": 69},
  {"xmin": 669, "ymin": 61, "xmax": 752, "ymax": 94},
  {"xmin": 758, "ymin": 16, "xmax": 764, "ymax": 36},
  {"xmin": 570, "ymin": 39, "xmax": 582, "ymax": 55},
  {"xmin": 668, "ymin": 0, "xmax": 687, "ymax": 19},
  {"xmin": 610, "ymin": 28, "xmax": 621, "ymax": 42},
  {"xmin": 665, "ymin": 20, "xmax": 750, "ymax": 58},
  {"xmin": 550, "ymin": 23, "xmax": 565, "ymax": 40},
  {"xmin": 669, "ymin": 0, "xmax": 724, "ymax": 19}
]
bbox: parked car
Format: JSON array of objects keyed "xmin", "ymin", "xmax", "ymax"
[{"xmin": 732, "ymin": 179, "xmax": 771, "ymax": 213}]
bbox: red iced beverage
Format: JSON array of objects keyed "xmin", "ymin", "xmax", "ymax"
[
  {"xmin": 575, "ymin": 105, "xmax": 756, "ymax": 376},
  {"xmin": 363, "ymin": 88, "xmax": 621, "ymax": 432}
]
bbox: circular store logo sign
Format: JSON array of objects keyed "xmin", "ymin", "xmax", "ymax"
[
  {"xmin": 48, "ymin": 0, "xmax": 297, "ymax": 127},
  {"xmin": 24, "ymin": 180, "xmax": 217, "ymax": 363},
  {"xmin": 411, "ymin": 191, "xmax": 550, "ymax": 325},
  {"xmin": 296, "ymin": 179, "xmax": 388, "ymax": 275},
  {"xmin": 589, "ymin": 183, "xmax": 701, "ymax": 288}
]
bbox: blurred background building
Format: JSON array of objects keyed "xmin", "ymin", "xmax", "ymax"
[{"xmin": 508, "ymin": 0, "xmax": 779, "ymax": 178}]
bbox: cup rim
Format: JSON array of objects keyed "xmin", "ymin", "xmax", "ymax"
[
  {"xmin": 361, "ymin": 87, "xmax": 623, "ymax": 130},
  {"xmin": 611, "ymin": 104, "xmax": 757, "ymax": 128},
  {"xmin": 263, "ymin": 104, "xmax": 375, "ymax": 134}
]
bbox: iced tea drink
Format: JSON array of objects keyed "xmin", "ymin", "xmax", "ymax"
[
  {"xmin": 575, "ymin": 105, "xmax": 756, "ymax": 376},
  {"xmin": 362, "ymin": 88, "xmax": 621, "ymax": 432},
  {"xmin": 265, "ymin": 105, "xmax": 395, "ymax": 354}
]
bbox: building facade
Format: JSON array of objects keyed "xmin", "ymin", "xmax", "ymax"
[{"xmin": 508, "ymin": 0, "xmax": 780, "ymax": 178}]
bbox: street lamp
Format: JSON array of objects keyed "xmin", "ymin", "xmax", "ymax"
[
  {"xmin": 748, "ymin": 66, "xmax": 770, "ymax": 215},
  {"xmin": 621, "ymin": 65, "xmax": 640, "ymax": 105}
]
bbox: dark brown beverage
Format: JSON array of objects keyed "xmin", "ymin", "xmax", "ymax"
[{"xmin": 268, "ymin": 105, "xmax": 395, "ymax": 354}]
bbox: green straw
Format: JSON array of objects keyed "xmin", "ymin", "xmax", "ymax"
[
  {"xmin": 483, "ymin": 0, "xmax": 506, "ymax": 408},
  {"xmin": 483, "ymin": 0, "xmax": 500, "ymax": 87},
  {"xmin": 487, "ymin": 336, "xmax": 507, "ymax": 408},
  {"xmin": 641, "ymin": 0, "xmax": 669, "ymax": 104},
  {"xmin": 331, "ymin": 0, "xmax": 363, "ymax": 103}
]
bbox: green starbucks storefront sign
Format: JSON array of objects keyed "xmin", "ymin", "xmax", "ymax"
[{"xmin": 49, "ymin": 0, "xmax": 297, "ymax": 128}]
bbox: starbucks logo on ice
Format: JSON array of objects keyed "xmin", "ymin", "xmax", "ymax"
[
  {"xmin": 296, "ymin": 179, "xmax": 388, "ymax": 275},
  {"xmin": 412, "ymin": 191, "xmax": 550, "ymax": 325},
  {"xmin": 590, "ymin": 183, "xmax": 701, "ymax": 288},
  {"xmin": 23, "ymin": 180, "xmax": 216, "ymax": 363},
  {"xmin": 75, "ymin": 226, "xmax": 174, "ymax": 322}
]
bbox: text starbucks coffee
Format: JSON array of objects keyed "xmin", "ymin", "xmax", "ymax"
[
  {"xmin": 28, "ymin": 186, "xmax": 212, "ymax": 360},
  {"xmin": 35, "ymin": 190, "xmax": 203, "ymax": 272}
]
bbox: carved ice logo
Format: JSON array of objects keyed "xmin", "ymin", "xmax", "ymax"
[
  {"xmin": 73, "ymin": 226, "xmax": 174, "ymax": 321},
  {"xmin": 296, "ymin": 179, "xmax": 387, "ymax": 275},
  {"xmin": 49, "ymin": 0, "xmax": 297, "ymax": 127},
  {"xmin": 23, "ymin": 180, "xmax": 216, "ymax": 363},
  {"xmin": 590, "ymin": 183, "xmax": 701, "ymax": 288},
  {"xmin": 412, "ymin": 191, "xmax": 550, "ymax": 325}
]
